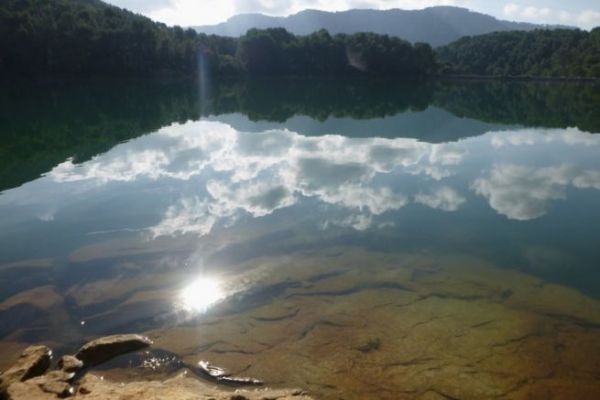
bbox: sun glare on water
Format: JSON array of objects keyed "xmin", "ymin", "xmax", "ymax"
[{"xmin": 180, "ymin": 277, "xmax": 225, "ymax": 313}]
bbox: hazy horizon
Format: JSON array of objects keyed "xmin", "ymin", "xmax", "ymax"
[{"xmin": 105, "ymin": 0, "xmax": 599, "ymax": 29}]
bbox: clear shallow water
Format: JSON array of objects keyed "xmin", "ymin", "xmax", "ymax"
[{"xmin": 0, "ymin": 79, "xmax": 599, "ymax": 399}]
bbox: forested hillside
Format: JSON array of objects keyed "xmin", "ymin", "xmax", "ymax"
[
  {"xmin": 232, "ymin": 29, "xmax": 436, "ymax": 76},
  {"xmin": 437, "ymin": 29, "xmax": 600, "ymax": 78},
  {"xmin": 0, "ymin": 0, "xmax": 437, "ymax": 77},
  {"xmin": 0, "ymin": 0, "xmax": 597, "ymax": 79},
  {"xmin": 0, "ymin": 0, "xmax": 210, "ymax": 75}
]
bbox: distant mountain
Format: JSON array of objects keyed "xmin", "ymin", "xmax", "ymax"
[{"xmin": 194, "ymin": 6, "xmax": 571, "ymax": 47}]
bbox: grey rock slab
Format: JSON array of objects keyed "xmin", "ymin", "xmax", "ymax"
[{"xmin": 76, "ymin": 334, "xmax": 153, "ymax": 367}]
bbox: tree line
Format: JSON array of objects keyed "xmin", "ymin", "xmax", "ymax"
[
  {"xmin": 0, "ymin": 0, "xmax": 436, "ymax": 77},
  {"xmin": 436, "ymin": 28, "xmax": 600, "ymax": 78},
  {"xmin": 0, "ymin": 0, "xmax": 598, "ymax": 78}
]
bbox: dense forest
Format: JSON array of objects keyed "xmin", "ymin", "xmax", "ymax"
[
  {"xmin": 0, "ymin": 0, "xmax": 598, "ymax": 78},
  {"xmin": 437, "ymin": 29, "xmax": 600, "ymax": 78},
  {"xmin": 232, "ymin": 29, "xmax": 436, "ymax": 76},
  {"xmin": 0, "ymin": 0, "xmax": 206, "ymax": 75},
  {"xmin": 0, "ymin": 0, "xmax": 436, "ymax": 77}
]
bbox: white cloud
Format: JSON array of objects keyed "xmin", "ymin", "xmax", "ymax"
[
  {"xmin": 7, "ymin": 122, "xmax": 600, "ymax": 236},
  {"xmin": 149, "ymin": 0, "xmax": 235, "ymax": 26},
  {"xmin": 103, "ymin": 0, "xmax": 599, "ymax": 29},
  {"xmin": 502, "ymin": 3, "xmax": 600, "ymax": 29},
  {"xmin": 576, "ymin": 9, "xmax": 600, "ymax": 29},
  {"xmin": 503, "ymin": 3, "xmax": 519, "ymax": 16},
  {"xmin": 107, "ymin": 0, "xmax": 469, "ymax": 26},
  {"xmin": 472, "ymin": 164, "xmax": 600, "ymax": 221},
  {"xmin": 415, "ymin": 186, "xmax": 466, "ymax": 211},
  {"xmin": 207, "ymin": 179, "xmax": 296, "ymax": 217},
  {"xmin": 48, "ymin": 120, "xmax": 469, "ymax": 236},
  {"xmin": 491, "ymin": 127, "xmax": 600, "ymax": 148},
  {"xmin": 151, "ymin": 197, "xmax": 218, "ymax": 237},
  {"xmin": 522, "ymin": 6, "xmax": 552, "ymax": 19}
]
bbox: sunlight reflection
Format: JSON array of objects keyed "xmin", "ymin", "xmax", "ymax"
[{"xmin": 179, "ymin": 277, "xmax": 225, "ymax": 313}]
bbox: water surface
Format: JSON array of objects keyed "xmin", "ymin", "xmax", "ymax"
[{"xmin": 0, "ymin": 79, "xmax": 599, "ymax": 399}]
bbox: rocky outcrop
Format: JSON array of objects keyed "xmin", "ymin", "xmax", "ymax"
[
  {"xmin": 75, "ymin": 373, "xmax": 311, "ymax": 400},
  {"xmin": 6, "ymin": 371, "xmax": 75, "ymax": 399},
  {"xmin": 4, "ymin": 373, "xmax": 310, "ymax": 400},
  {"xmin": 0, "ymin": 337, "xmax": 314, "ymax": 400},
  {"xmin": 0, "ymin": 345, "xmax": 52, "ymax": 392},
  {"xmin": 75, "ymin": 334, "xmax": 152, "ymax": 366}
]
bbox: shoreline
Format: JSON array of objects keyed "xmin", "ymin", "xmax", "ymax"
[
  {"xmin": 1, "ymin": 72, "xmax": 599, "ymax": 85},
  {"xmin": 0, "ymin": 334, "xmax": 313, "ymax": 400}
]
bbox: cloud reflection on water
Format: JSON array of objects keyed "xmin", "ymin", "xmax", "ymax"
[
  {"xmin": 5, "ymin": 121, "xmax": 597, "ymax": 235},
  {"xmin": 473, "ymin": 164, "xmax": 600, "ymax": 221},
  {"xmin": 48, "ymin": 121, "xmax": 467, "ymax": 236}
]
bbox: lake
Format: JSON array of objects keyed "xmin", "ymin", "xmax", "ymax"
[{"xmin": 0, "ymin": 78, "xmax": 599, "ymax": 399}]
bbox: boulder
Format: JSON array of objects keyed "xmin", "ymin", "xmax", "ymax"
[
  {"xmin": 75, "ymin": 334, "xmax": 152, "ymax": 366},
  {"xmin": 57, "ymin": 357, "xmax": 83, "ymax": 373},
  {"xmin": 0, "ymin": 345, "xmax": 52, "ymax": 392}
]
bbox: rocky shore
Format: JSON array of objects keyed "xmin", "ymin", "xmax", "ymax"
[{"xmin": 0, "ymin": 334, "xmax": 312, "ymax": 400}]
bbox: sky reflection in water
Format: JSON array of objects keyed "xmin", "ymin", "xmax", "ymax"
[
  {"xmin": 0, "ymin": 79, "xmax": 600, "ymax": 334},
  {"xmin": 3, "ymin": 122, "xmax": 599, "ymax": 232},
  {"xmin": 0, "ymin": 118, "xmax": 599, "ymax": 301},
  {"xmin": 1, "ymin": 81, "xmax": 600, "ymax": 399},
  {"xmin": 179, "ymin": 276, "xmax": 225, "ymax": 313}
]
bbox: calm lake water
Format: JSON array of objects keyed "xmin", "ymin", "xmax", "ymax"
[{"xmin": 1, "ymin": 79, "xmax": 599, "ymax": 399}]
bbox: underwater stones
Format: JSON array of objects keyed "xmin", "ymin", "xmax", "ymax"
[
  {"xmin": 354, "ymin": 337, "xmax": 381, "ymax": 353},
  {"xmin": 0, "ymin": 345, "xmax": 52, "ymax": 391},
  {"xmin": 76, "ymin": 334, "xmax": 153, "ymax": 367}
]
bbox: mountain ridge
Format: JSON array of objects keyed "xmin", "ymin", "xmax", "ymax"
[{"xmin": 194, "ymin": 6, "xmax": 574, "ymax": 47}]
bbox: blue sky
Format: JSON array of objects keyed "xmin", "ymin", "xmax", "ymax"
[{"xmin": 106, "ymin": 0, "xmax": 600, "ymax": 29}]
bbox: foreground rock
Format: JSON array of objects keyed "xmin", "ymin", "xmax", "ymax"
[
  {"xmin": 57, "ymin": 357, "xmax": 83, "ymax": 374},
  {"xmin": 196, "ymin": 360, "xmax": 263, "ymax": 386},
  {"xmin": 0, "ymin": 345, "xmax": 52, "ymax": 392},
  {"xmin": 1, "ymin": 337, "xmax": 314, "ymax": 400},
  {"xmin": 76, "ymin": 373, "xmax": 311, "ymax": 400},
  {"xmin": 5, "ymin": 373, "xmax": 311, "ymax": 400},
  {"xmin": 6, "ymin": 371, "xmax": 75, "ymax": 399},
  {"xmin": 76, "ymin": 334, "xmax": 152, "ymax": 366}
]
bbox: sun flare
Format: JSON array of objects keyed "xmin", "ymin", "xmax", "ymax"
[{"xmin": 180, "ymin": 277, "xmax": 225, "ymax": 313}]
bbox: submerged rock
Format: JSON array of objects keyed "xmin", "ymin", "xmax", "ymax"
[
  {"xmin": 195, "ymin": 360, "xmax": 263, "ymax": 386},
  {"xmin": 0, "ymin": 345, "xmax": 52, "ymax": 392},
  {"xmin": 76, "ymin": 334, "xmax": 152, "ymax": 367}
]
